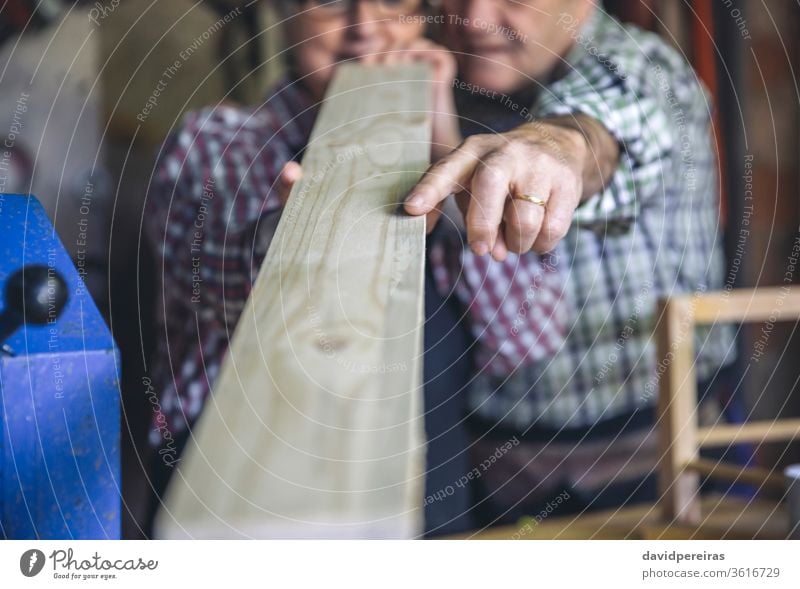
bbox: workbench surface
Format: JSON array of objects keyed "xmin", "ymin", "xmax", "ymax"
[{"xmin": 459, "ymin": 495, "xmax": 789, "ymax": 540}]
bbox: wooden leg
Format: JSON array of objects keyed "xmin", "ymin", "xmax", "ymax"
[{"xmin": 656, "ymin": 296, "xmax": 701, "ymax": 525}]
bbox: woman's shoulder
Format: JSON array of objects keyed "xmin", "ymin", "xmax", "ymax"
[
  {"xmin": 157, "ymin": 81, "xmax": 315, "ymax": 181},
  {"xmin": 175, "ymin": 80, "xmax": 315, "ymax": 150},
  {"xmin": 171, "ymin": 102, "xmax": 276, "ymax": 154}
]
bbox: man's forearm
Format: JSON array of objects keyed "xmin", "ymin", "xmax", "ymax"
[{"xmin": 536, "ymin": 114, "xmax": 620, "ymax": 200}]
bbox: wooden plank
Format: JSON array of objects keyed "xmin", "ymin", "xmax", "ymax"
[
  {"xmin": 656, "ymin": 296, "xmax": 701, "ymax": 525},
  {"xmin": 673, "ymin": 287, "xmax": 800, "ymax": 324},
  {"xmin": 685, "ymin": 459, "xmax": 787, "ymax": 491},
  {"xmin": 155, "ymin": 64, "xmax": 431, "ymax": 538},
  {"xmin": 697, "ymin": 419, "xmax": 800, "ymax": 447}
]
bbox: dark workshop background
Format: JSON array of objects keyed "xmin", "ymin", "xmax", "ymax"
[{"xmin": 0, "ymin": 0, "xmax": 797, "ymax": 538}]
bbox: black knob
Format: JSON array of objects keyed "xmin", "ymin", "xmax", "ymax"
[{"xmin": 0, "ymin": 265, "xmax": 68, "ymax": 344}]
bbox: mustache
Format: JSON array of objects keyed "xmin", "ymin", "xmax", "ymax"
[{"xmin": 456, "ymin": 19, "xmax": 530, "ymax": 46}]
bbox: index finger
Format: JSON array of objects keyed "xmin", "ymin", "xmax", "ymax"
[{"xmin": 404, "ymin": 146, "xmax": 479, "ymax": 216}]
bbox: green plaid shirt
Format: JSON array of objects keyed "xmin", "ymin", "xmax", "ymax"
[{"xmin": 466, "ymin": 10, "xmax": 734, "ymax": 431}]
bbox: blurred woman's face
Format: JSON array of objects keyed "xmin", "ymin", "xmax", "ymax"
[{"xmin": 282, "ymin": 1, "xmax": 426, "ymax": 99}]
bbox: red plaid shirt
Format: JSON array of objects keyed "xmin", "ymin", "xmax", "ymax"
[{"xmin": 145, "ymin": 80, "xmax": 317, "ymax": 444}]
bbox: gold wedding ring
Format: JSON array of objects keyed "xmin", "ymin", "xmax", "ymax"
[{"xmin": 514, "ymin": 193, "xmax": 547, "ymax": 208}]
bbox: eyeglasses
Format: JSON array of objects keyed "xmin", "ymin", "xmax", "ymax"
[{"xmin": 287, "ymin": 0, "xmax": 426, "ymax": 20}]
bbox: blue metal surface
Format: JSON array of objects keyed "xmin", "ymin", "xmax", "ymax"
[{"xmin": 0, "ymin": 193, "xmax": 120, "ymax": 539}]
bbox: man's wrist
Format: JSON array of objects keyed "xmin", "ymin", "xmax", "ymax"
[{"xmin": 540, "ymin": 114, "xmax": 619, "ymax": 200}]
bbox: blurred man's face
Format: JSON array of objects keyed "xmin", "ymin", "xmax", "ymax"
[{"xmin": 441, "ymin": 0, "xmax": 594, "ymax": 94}]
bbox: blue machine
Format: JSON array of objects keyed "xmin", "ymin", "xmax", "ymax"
[{"xmin": 0, "ymin": 193, "xmax": 120, "ymax": 539}]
